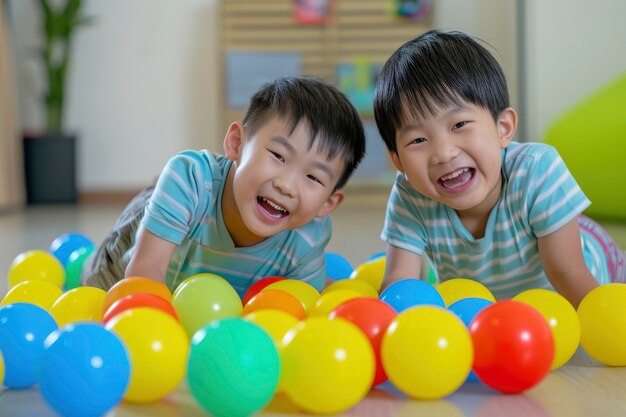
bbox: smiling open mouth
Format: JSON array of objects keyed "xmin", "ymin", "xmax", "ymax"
[
  {"xmin": 257, "ymin": 196, "xmax": 289, "ymax": 218},
  {"xmin": 438, "ymin": 168, "xmax": 475, "ymax": 189}
]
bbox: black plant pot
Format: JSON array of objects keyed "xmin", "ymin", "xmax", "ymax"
[{"xmin": 23, "ymin": 132, "xmax": 77, "ymax": 204}]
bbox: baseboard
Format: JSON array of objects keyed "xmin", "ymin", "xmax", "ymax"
[{"xmin": 78, "ymin": 189, "xmax": 143, "ymax": 205}]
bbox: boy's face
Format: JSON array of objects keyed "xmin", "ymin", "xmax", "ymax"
[
  {"xmin": 222, "ymin": 117, "xmax": 345, "ymax": 246},
  {"xmin": 390, "ymin": 102, "xmax": 516, "ymax": 217}
]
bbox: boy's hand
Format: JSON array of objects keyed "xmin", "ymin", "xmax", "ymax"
[{"xmin": 125, "ymin": 226, "xmax": 177, "ymax": 285}]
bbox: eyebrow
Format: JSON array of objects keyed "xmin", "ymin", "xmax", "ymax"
[
  {"xmin": 398, "ymin": 105, "xmax": 468, "ymax": 134},
  {"xmin": 270, "ymin": 136, "xmax": 336, "ymax": 180}
]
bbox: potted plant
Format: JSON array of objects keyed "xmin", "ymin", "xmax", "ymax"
[{"xmin": 23, "ymin": 0, "xmax": 91, "ymax": 204}]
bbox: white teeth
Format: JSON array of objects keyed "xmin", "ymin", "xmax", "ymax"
[
  {"xmin": 441, "ymin": 168, "xmax": 469, "ymax": 181},
  {"xmin": 263, "ymin": 197, "xmax": 286, "ymax": 213}
]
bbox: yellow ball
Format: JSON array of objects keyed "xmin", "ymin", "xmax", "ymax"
[
  {"xmin": 308, "ymin": 289, "xmax": 362, "ymax": 317},
  {"xmin": 513, "ymin": 288, "xmax": 580, "ymax": 370},
  {"xmin": 7, "ymin": 250, "xmax": 65, "ymax": 289},
  {"xmin": 105, "ymin": 307, "xmax": 189, "ymax": 403},
  {"xmin": 281, "ymin": 317, "xmax": 374, "ymax": 414},
  {"xmin": 1, "ymin": 280, "xmax": 63, "ymax": 311},
  {"xmin": 577, "ymin": 283, "xmax": 626, "ymax": 366},
  {"xmin": 350, "ymin": 257, "xmax": 386, "ymax": 291},
  {"xmin": 322, "ymin": 278, "xmax": 378, "ymax": 298},
  {"xmin": 436, "ymin": 278, "xmax": 496, "ymax": 307},
  {"xmin": 382, "ymin": 306, "xmax": 473, "ymax": 400},
  {"xmin": 50, "ymin": 286, "xmax": 107, "ymax": 327},
  {"xmin": 265, "ymin": 279, "xmax": 321, "ymax": 314}
]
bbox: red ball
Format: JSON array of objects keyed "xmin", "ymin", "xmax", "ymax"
[
  {"xmin": 469, "ymin": 300, "xmax": 554, "ymax": 393},
  {"xmin": 102, "ymin": 292, "xmax": 178, "ymax": 324},
  {"xmin": 241, "ymin": 276, "xmax": 286, "ymax": 306},
  {"xmin": 329, "ymin": 297, "xmax": 397, "ymax": 387}
]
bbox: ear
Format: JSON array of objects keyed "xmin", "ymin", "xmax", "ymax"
[
  {"xmin": 389, "ymin": 150, "xmax": 405, "ymax": 173},
  {"xmin": 497, "ymin": 107, "xmax": 518, "ymax": 148},
  {"xmin": 223, "ymin": 121, "xmax": 245, "ymax": 160},
  {"xmin": 316, "ymin": 189, "xmax": 345, "ymax": 218}
]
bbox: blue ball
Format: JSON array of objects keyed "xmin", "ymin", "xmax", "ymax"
[
  {"xmin": 38, "ymin": 323, "xmax": 130, "ymax": 417},
  {"xmin": 379, "ymin": 278, "xmax": 445, "ymax": 312},
  {"xmin": 0, "ymin": 303, "xmax": 58, "ymax": 388},
  {"xmin": 325, "ymin": 252, "xmax": 353, "ymax": 281},
  {"xmin": 49, "ymin": 233, "xmax": 95, "ymax": 267},
  {"xmin": 366, "ymin": 251, "xmax": 386, "ymax": 262}
]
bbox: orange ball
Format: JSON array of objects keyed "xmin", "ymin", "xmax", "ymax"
[
  {"xmin": 243, "ymin": 289, "xmax": 306, "ymax": 320},
  {"xmin": 102, "ymin": 276, "xmax": 171, "ymax": 315}
]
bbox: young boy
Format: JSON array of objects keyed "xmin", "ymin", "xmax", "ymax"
[
  {"xmin": 82, "ymin": 76, "xmax": 366, "ymax": 297},
  {"xmin": 373, "ymin": 30, "xmax": 625, "ymax": 308}
]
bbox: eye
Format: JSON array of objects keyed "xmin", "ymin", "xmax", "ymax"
[
  {"xmin": 269, "ymin": 150, "xmax": 284, "ymax": 162},
  {"xmin": 408, "ymin": 137, "xmax": 426, "ymax": 146},
  {"xmin": 452, "ymin": 121, "xmax": 469, "ymax": 130},
  {"xmin": 307, "ymin": 174, "xmax": 324, "ymax": 186}
]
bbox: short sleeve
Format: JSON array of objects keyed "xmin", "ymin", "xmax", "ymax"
[
  {"xmin": 381, "ymin": 175, "xmax": 428, "ymax": 255},
  {"xmin": 525, "ymin": 145, "xmax": 591, "ymax": 237},
  {"xmin": 142, "ymin": 151, "xmax": 212, "ymax": 244}
]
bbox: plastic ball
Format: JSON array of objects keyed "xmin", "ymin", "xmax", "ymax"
[
  {"xmin": 436, "ymin": 278, "xmax": 496, "ymax": 306},
  {"xmin": 39, "ymin": 323, "xmax": 130, "ymax": 417},
  {"xmin": 577, "ymin": 283, "xmax": 626, "ymax": 366},
  {"xmin": 241, "ymin": 276, "xmax": 286, "ymax": 306},
  {"xmin": 102, "ymin": 276, "xmax": 172, "ymax": 315},
  {"xmin": 0, "ymin": 303, "xmax": 58, "ymax": 388},
  {"xmin": 350, "ymin": 256, "xmax": 386, "ymax": 291},
  {"xmin": 329, "ymin": 297, "xmax": 397, "ymax": 387},
  {"xmin": 242, "ymin": 289, "xmax": 306, "ymax": 320},
  {"xmin": 64, "ymin": 246, "xmax": 95, "ymax": 290},
  {"xmin": 49, "ymin": 233, "xmax": 95, "ymax": 267},
  {"xmin": 171, "ymin": 273, "xmax": 242, "ymax": 338},
  {"xmin": 379, "ymin": 278, "xmax": 445, "ymax": 312},
  {"xmin": 325, "ymin": 252, "xmax": 353, "ymax": 281},
  {"xmin": 188, "ymin": 318, "xmax": 281, "ymax": 417},
  {"xmin": 513, "ymin": 288, "xmax": 580, "ymax": 369},
  {"xmin": 470, "ymin": 300, "xmax": 554, "ymax": 393},
  {"xmin": 7, "ymin": 249, "xmax": 65, "ymax": 289},
  {"xmin": 382, "ymin": 305, "xmax": 473, "ymax": 399},
  {"xmin": 105, "ymin": 307, "xmax": 189, "ymax": 403},
  {"xmin": 281, "ymin": 317, "xmax": 375, "ymax": 414},
  {"xmin": 1, "ymin": 280, "xmax": 63, "ymax": 311},
  {"xmin": 264, "ymin": 279, "xmax": 321, "ymax": 314},
  {"xmin": 50, "ymin": 286, "xmax": 107, "ymax": 326},
  {"xmin": 322, "ymin": 278, "xmax": 378, "ymax": 298},
  {"xmin": 102, "ymin": 292, "xmax": 178, "ymax": 325},
  {"xmin": 308, "ymin": 289, "xmax": 362, "ymax": 317}
]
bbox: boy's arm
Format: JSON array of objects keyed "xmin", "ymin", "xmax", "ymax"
[
  {"xmin": 538, "ymin": 218, "xmax": 599, "ymax": 308},
  {"xmin": 381, "ymin": 244, "xmax": 423, "ymax": 291},
  {"xmin": 125, "ymin": 226, "xmax": 177, "ymax": 285}
]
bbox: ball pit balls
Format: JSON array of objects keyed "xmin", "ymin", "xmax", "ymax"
[
  {"xmin": 577, "ymin": 283, "xmax": 626, "ymax": 366},
  {"xmin": 0, "ymin": 303, "xmax": 58, "ymax": 388},
  {"xmin": 242, "ymin": 289, "xmax": 306, "ymax": 320},
  {"xmin": 513, "ymin": 288, "xmax": 580, "ymax": 370},
  {"xmin": 382, "ymin": 305, "xmax": 473, "ymax": 400},
  {"xmin": 436, "ymin": 278, "xmax": 496, "ymax": 306},
  {"xmin": 48, "ymin": 232, "xmax": 95, "ymax": 267},
  {"xmin": 470, "ymin": 300, "xmax": 554, "ymax": 393},
  {"xmin": 281, "ymin": 317, "xmax": 375, "ymax": 414},
  {"xmin": 8, "ymin": 250, "xmax": 65, "ymax": 289},
  {"xmin": 241, "ymin": 276, "xmax": 286, "ymax": 306},
  {"xmin": 325, "ymin": 252, "xmax": 353, "ymax": 281},
  {"xmin": 50, "ymin": 286, "xmax": 107, "ymax": 327},
  {"xmin": 102, "ymin": 292, "xmax": 178, "ymax": 325},
  {"xmin": 264, "ymin": 279, "xmax": 321, "ymax": 314},
  {"xmin": 188, "ymin": 318, "xmax": 281, "ymax": 417},
  {"xmin": 39, "ymin": 323, "xmax": 130, "ymax": 417},
  {"xmin": 322, "ymin": 278, "xmax": 378, "ymax": 298},
  {"xmin": 105, "ymin": 307, "xmax": 189, "ymax": 403},
  {"xmin": 64, "ymin": 246, "xmax": 95, "ymax": 290},
  {"xmin": 1, "ymin": 280, "xmax": 63, "ymax": 311},
  {"xmin": 379, "ymin": 278, "xmax": 445, "ymax": 312},
  {"xmin": 102, "ymin": 276, "xmax": 172, "ymax": 315},
  {"xmin": 349, "ymin": 256, "xmax": 386, "ymax": 291}
]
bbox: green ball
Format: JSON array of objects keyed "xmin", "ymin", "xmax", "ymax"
[
  {"xmin": 64, "ymin": 246, "xmax": 95, "ymax": 290},
  {"xmin": 188, "ymin": 318, "xmax": 281, "ymax": 417}
]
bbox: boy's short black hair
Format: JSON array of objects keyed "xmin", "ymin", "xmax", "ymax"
[
  {"xmin": 243, "ymin": 76, "xmax": 366, "ymax": 190},
  {"xmin": 374, "ymin": 30, "xmax": 510, "ymax": 153}
]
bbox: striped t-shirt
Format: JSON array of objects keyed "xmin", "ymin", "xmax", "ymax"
[
  {"xmin": 382, "ymin": 141, "xmax": 592, "ymax": 299},
  {"xmin": 141, "ymin": 150, "xmax": 331, "ymax": 297}
]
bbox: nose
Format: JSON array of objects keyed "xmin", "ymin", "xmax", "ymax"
[
  {"xmin": 430, "ymin": 139, "xmax": 460, "ymax": 165},
  {"xmin": 273, "ymin": 172, "xmax": 297, "ymax": 198}
]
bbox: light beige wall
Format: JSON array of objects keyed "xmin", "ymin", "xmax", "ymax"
[{"xmin": 523, "ymin": 0, "xmax": 626, "ymax": 140}]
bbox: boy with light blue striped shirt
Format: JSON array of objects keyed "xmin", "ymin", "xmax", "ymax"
[
  {"xmin": 82, "ymin": 77, "xmax": 365, "ymax": 297},
  {"xmin": 373, "ymin": 30, "xmax": 625, "ymax": 307}
]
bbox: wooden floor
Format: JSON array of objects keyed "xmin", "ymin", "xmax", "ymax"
[{"xmin": 1, "ymin": 199, "xmax": 626, "ymax": 416}]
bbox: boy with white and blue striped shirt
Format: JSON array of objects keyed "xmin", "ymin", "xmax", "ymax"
[
  {"xmin": 82, "ymin": 77, "xmax": 365, "ymax": 297},
  {"xmin": 373, "ymin": 30, "xmax": 625, "ymax": 307}
]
